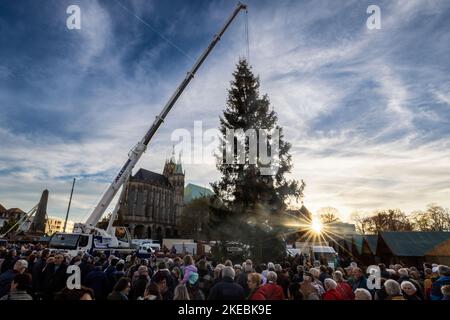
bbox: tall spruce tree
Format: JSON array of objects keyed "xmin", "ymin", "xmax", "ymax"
[{"xmin": 210, "ymin": 59, "xmax": 305, "ymax": 262}]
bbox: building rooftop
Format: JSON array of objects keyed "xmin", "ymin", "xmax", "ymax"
[
  {"xmin": 132, "ymin": 168, "xmax": 171, "ymax": 187},
  {"xmin": 379, "ymin": 231, "xmax": 450, "ymax": 257},
  {"xmin": 184, "ymin": 183, "xmax": 214, "ymax": 203},
  {"xmin": 363, "ymin": 234, "xmax": 378, "ymax": 255}
]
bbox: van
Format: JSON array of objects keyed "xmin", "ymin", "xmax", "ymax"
[{"xmin": 311, "ymin": 246, "xmax": 338, "ymax": 269}]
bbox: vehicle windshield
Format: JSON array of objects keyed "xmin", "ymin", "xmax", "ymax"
[
  {"xmin": 49, "ymin": 233, "xmax": 81, "ymax": 249},
  {"xmin": 115, "ymin": 227, "xmax": 130, "ymax": 243}
]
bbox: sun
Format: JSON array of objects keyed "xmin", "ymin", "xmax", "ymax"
[{"xmin": 311, "ymin": 218, "xmax": 323, "ymax": 234}]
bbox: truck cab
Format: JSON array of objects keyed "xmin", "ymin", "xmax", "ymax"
[
  {"xmin": 49, "ymin": 227, "xmax": 133, "ymax": 257},
  {"xmin": 48, "ymin": 233, "xmax": 92, "ymax": 256}
]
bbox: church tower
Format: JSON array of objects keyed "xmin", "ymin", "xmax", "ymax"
[{"xmin": 163, "ymin": 148, "xmax": 185, "ymax": 231}]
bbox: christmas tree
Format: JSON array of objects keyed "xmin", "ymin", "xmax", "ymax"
[{"xmin": 210, "ymin": 59, "xmax": 305, "ymax": 262}]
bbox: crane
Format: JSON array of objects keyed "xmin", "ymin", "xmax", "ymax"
[{"xmin": 49, "ymin": 2, "xmax": 248, "ymax": 255}]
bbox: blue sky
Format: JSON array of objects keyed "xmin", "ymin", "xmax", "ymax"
[{"xmin": 1, "ymin": 0, "xmax": 450, "ymax": 223}]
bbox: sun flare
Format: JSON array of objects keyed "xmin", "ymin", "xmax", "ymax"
[{"xmin": 311, "ymin": 218, "xmax": 323, "ymax": 234}]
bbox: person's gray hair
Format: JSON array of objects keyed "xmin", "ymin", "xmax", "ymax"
[
  {"xmin": 398, "ymin": 268, "xmax": 409, "ymax": 277},
  {"xmin": 243, "ymin": 262, "xmax": 253, "ymax": 272},
  {"xmin": 354, "ymin": 288, "xmax": 372, "ymax": 300},
  {"xmin": 384, "ymin": 279, "xmax": 402, "ymax": 296},
  {"xmin": 267, "ymin": 262, "xmax": 275, "ymax": 270},
  {"xmin": 222, "ymin": 266, "xmax": 236, "ymax": 279},
  {"xmin": 387, "ymin": 269, "xmax": 396, "ymax": 275},
  {"xmin": 401, "ymin": 281, "xmax": 417, "ymax": 292},
  {"xmin": 15, "ymin": 259, "xmax": 28, "ymax": 270},
  {"xmin": 438, "ymin": 265, "xmax": 450, "ymax": 277},
  {"xmin": 267, "ymin": 271, "xmax": 277, "ymax": 283},
  {"xmin": 333, "ymin": 270, "xmax": 344, "ymax": 282},
  {"xmin": 234, "ymin": 264, "xmax": 242, "ymax": 270},
  {"xmin": 324, "ymin": 278, "xmax": 337, "ymax": 290},
  {"xmin": 215, "ymin": 264, "xmax": 225, "ymax": 271},
  {"xmin": 174, "ymin": 284, "xmax": 190, "ymax": 301},
  {"xmin": 309, "ymin": 268, "xmax": 320, "ymax": 278}
]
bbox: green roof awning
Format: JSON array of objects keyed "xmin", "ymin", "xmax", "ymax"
[
  {"xmin": 364, "ymin": 235, "xmax": 378, "ymax": 254},
  {"xmin": 352, "ymin": 234, "xmax": 364, "ymax": 254},
  {"xmin": 380, "ymin": 232, "xmax": 450, "ymax": 257}
]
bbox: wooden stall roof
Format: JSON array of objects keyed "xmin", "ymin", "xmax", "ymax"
[{"xmin": 377, "ymin": 231, "xmax": 450, "ymax": 257}]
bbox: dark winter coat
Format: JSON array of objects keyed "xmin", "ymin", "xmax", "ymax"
[
  {"xmin": 130, "ymin": 275, "xmax": 148, "ymax": 300},
  {"xmin": 208, "ymin": 277, "xmax": 245, "ymax": 300},
  {"xmin": 41, "ymin": 263, "xmax": 68, "ymax": 300},
  {"xmin": 85, "ymin": 268, "xmax": 110, "ymax": 300},
  {"xmin": 0, "ymin": 270, "xmax": 19, "ymax": 297},
  {"xmin": 236, "ymin": 271, "xmax": 251, "ymax": 296},
  {"xmin": 352, "ymin": 275, "xmax": 368, "ymax": 291}
]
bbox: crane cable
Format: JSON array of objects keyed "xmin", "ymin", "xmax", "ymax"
[
  {"xmin": 245, "ymin": 8, "xmax": 250, "ymax": 63},
  {"xmin": 113, "ymin": 0, "xmax": 194, "ymax": 62}
]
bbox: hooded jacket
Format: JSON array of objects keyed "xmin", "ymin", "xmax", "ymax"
[{"xmin": 182, "ymin": 265, "xmax": 198, "ymax": 285}]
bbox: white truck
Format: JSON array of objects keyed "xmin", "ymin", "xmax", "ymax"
[{"xmin": 290, "ymin": 242, "xmax": 338, "ymax": 268}]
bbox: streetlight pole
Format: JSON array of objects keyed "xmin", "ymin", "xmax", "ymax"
[{"xmin": 64, "ymin": 178, "xmax": 76, "ymax": 232}]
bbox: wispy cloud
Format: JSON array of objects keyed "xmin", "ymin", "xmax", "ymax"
[{"xmin": 1, "ymin": 0, "xmax": 450, "ymax": 223}]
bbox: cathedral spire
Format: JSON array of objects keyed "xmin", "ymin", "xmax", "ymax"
[
  {"xmin": 170, "ymin": 145, "xmax": 176, "ymax": 163},
  {"xmin": 175, "ymin": 151, "xmax": 183, "ymax": 174}
]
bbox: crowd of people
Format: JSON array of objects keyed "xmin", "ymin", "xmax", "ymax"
[{"xmin": 1, "ymin": 242, "xmax": 450, "ymax": 301}]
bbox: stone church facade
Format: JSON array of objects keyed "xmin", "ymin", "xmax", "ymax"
[{"xmin": 119, "ymin": 154, "xmax": 184, "ymax": 240}]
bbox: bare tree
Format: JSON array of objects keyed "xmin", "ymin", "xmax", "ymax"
[
  {"xmin": 351, "ymin": 210, "xmax": 369, "ymax": 235},
  {"xmin": 412, "ymin": 204, "xmax": 450, "ymax": 231},
  {"xmin": 351, "ymin": 209, "xmax": 413, "ymax": 234},
  {"xmin": 318, "ymin": 207, "xmax": 341, "ymax": 224}
]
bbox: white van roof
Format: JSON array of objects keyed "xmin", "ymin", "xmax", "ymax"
[{"xmin": 312, "ymin": 246, "xmax": 336, "ymax": 254}]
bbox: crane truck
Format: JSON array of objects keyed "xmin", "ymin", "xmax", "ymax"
[{"xmin": 48, "ymin": 3, "xmax": 248, "ymax": 256}]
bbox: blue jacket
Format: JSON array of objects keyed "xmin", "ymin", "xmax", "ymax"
[
  {"xmin": 430, "ymin": 276, "xmax": 450, "ymax": 300},
  {"xmin": 0, "ymin": 270, "xmax": 19, "ymax": 297}
]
